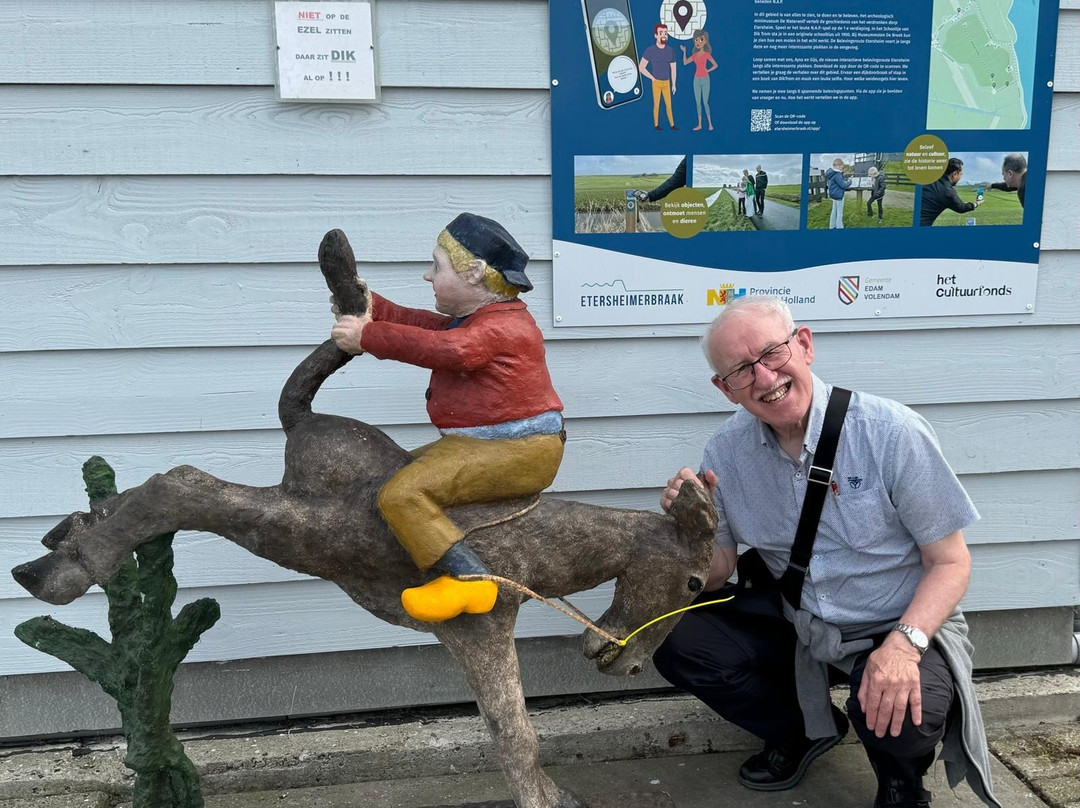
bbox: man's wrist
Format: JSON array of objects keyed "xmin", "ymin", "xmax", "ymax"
[
  {"xmin": 881, "ymin": 631, "xmax": 923, "ymax": 662},
  {"xmin": 892, "ymin": 623, "xmax": 929, "ymax": 656}
]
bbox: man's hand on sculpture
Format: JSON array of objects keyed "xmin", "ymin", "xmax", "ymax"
[
  {"xmin": 857, "ymin": 635, "xmax": 923, "ymax": 738},
  {"xmin": 331, "ymin": 313, "xmax": 371, "ymax": 354},
  {"xmin": 661, "ymin": 467, "xmax": 717, "ymax": 512}
]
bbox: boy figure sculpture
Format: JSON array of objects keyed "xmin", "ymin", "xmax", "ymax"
[{"xmin": 331, "ymin": 213, "xmax": 565, "ymax": 623}]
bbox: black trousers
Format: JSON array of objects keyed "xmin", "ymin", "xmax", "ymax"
[
  {"xmin": 653, "ymin": 600, "xmax": 955, "ymax": 781},
  {"xmin": 868, "ymin": 196, "xmax": 883, "ymax": 217}
]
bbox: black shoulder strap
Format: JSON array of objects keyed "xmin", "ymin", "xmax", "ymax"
[{"xmin": 778, "ymin": 387, "xmax": 852, "ymax": 610}]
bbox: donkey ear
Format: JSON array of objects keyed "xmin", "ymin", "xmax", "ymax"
[{"xmin": 668, "ymin": 480, "xmax": 718, "ymax": 543}]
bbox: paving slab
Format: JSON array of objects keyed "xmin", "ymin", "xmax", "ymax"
[
  {"xmin": 1, "ymin": 671, "xmax": 1075, "ymax": 807},
  {"xmin": 181, "ymin": 746, "xmax": 1041, "ymax": 808},
  {"xmin": 0, "ymin": 793, "xmax": 111, "ymax": 808},
  {"xmin": 988, "ymin": 720, "xmax": 1080, "ymax": 808}
]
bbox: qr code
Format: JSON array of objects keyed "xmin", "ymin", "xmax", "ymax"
[{"xmin": 750, "ymin": 108, "xmax": 772, "ymax": 132}]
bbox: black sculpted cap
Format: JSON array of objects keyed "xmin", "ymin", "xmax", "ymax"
[{"xmin": 446, "ymin": 213, "xmax": 532, "ymax": 292}]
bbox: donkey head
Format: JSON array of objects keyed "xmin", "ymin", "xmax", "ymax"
[{"xmin": 583, "ymin": 480, "xmax": 717, "ymax": 676}]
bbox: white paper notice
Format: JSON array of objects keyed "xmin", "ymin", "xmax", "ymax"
[{"xmin": 274, "ymin": 1, "xmax": 379, "ymax": 102}]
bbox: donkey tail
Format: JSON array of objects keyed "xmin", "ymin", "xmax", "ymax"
[{"xmin": 279, "ymin": 229, "xmax": 369, "ymax": 432}]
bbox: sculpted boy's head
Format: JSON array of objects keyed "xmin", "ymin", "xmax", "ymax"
[
  {"xmin": 425, "ymin": 214, "xmax": 533, "ymax": 317},
  {"xmin": 436, "ymin": 213, "xmax": 532, "ymax": 296}
]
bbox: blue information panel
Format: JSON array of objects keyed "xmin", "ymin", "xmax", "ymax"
[{"xmin": 551, "ymin": 0, "xmax": 1058, "ymax": 326}]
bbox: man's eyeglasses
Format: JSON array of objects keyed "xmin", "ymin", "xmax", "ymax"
[{"xmin": 712, "ymin": 329, "xmax": 799, "ymax": 391}]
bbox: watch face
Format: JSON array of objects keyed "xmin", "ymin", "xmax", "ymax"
[{"xmin": 899, "ymin": 624, "xmax": 928, "ymax": 650}]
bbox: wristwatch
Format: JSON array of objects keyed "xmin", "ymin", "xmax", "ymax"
[{"xmin": 894, "ymin": 623, "xmax": 929, "ymax": 656}]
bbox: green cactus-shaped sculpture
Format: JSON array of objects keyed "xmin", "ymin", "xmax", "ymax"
[{"xmin": 15, "ymin": 457, "xmax": 220, "ymax": 808}]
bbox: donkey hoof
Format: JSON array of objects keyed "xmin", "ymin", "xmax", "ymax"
[{"xmin": 11, "ymin": 554, "xmax": 93, "ymax": 605}]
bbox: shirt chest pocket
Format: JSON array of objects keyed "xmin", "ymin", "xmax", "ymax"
[{"xmin": 827, "ymin": 483, "xmax": 894, "ymax": 551}]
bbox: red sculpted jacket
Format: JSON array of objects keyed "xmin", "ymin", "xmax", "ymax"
[{"xmin": 359, "ymin": 294, "xmax": 563, "ymax": 430}]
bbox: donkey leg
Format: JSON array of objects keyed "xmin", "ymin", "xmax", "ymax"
[
  {"xmin": 434, "ymin": 611, "xmax": 587, "ymax": 808},
  {"xmin": 13, "ymin": 466, "xmax": 271, "ymax": 605}
]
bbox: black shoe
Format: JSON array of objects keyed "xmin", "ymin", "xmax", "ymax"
[
  {"xmin": 670, "ymin": 125, "xmax": 679, "ymax": 130},
  {"xmin": 738, "ymin": 710, "xmax": 849, "ymax": 791},
  {"xmin": 874, "ymin": 777, "xmax": 932, "ymax": 807},
  {"xmin": 432, "ymin": 541, "xmax": 491, "ymax": 578}
]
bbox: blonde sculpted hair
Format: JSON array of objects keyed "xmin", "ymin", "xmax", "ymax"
[{"xmin": 436, "ymin": 229, "xmax": 519, "ymax": 299}]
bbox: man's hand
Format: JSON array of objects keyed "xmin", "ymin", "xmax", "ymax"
[
  {"xmin": 661, "ymin": 467, "xmax": 717, "ymax": 512},
  {"xmin": 331, "ymin": 313, "xmax": 371, "ymax": 355},
  {"xmin": 634, "ymin": 190, "xmax": 650, "ymax": 203},
  {"xmin": 857, "ymin": 632, "xmax": 923, "ymax": 738}
]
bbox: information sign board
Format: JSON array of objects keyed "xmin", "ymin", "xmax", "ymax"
[{"xmin": 551, "ymin": 0, "xmax": 1059, "ymax": 326}]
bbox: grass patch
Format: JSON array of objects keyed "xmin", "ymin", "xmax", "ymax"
[
  {"xmin": 931, "ymin": 186, "xmax": 1023, "ymax": 226},
  {"xmin": 757, "ymin": 183, "xmax": 801, "ymax": 209},
  {"xmin": 807, "ymin": 196, "xmax": 914, "ymax": 229},
  {"xmin": 704, "ymin": 192, "xmax": 756, "ymax": 232},
  {"xmin": 575, "ymin": 173, "xmax": 669, "ymax": 209}
]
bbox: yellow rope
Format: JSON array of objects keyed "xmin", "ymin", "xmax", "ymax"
[{"xmin": 459, "ymin": 573, "xmax": 733, "ymax": 647}]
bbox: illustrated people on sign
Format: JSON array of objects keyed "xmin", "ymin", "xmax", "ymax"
[
  {"xmin": 633, "ymin": 157, "xmax": 687, "ymax": 203},
  {"xmin": 987, "ymin": 153, "xmax": 1027, "ymax": 208},
  {"xmin": 653, "ymin": 296, "xmax": 1000, "ymax": 808},
  {"xmin": 866, "ymin": 166, "xmax": 887, "ymax": 222},
  {"xmin": 680, "ymin": 29, "xmax": 717, "ymax": 131},
  {"xmin": 754, "ymin": 165, "xmax": 769, "ymax": 215},
  {"xmin": 639, "ymin": 23, "xmax": 678, "ymax": 131},
  {"xmin": 825, "ymin": 158, "xmax": 852, "ymax": 229},
  {"xmin": 919, "ymin": 157, "xmax": 982, "ymax": 226},
  {"xmin": 330, "ymin": 214, "xmax": 565, "ymax": 623},
  {"xmin": 736, "ymin": 169, "xmax": 749, "ymax": 216}
]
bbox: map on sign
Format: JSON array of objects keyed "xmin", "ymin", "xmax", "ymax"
[
  {"xmin": 590, "ymin": 8, "xmax": 633, "ymax": 56},
  {"xmin": 926, "ymin": 0, "xmax": 1037, "ymax": 129}
]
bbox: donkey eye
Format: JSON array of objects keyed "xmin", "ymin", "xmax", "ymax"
[{"xmin": 688, "ymin": 577, "xmax": 703, "ymax": 592}]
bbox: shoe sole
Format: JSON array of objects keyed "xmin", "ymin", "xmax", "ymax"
[{"xmin": 738, "ymin": 732, "xmax": 845, "ymax": 792}]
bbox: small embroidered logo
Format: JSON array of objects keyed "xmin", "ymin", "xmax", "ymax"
[{"xmin": 847, "ymin": 476, "xmax": 863, "ymax": 490}]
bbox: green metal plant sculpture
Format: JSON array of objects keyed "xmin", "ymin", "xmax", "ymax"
[{"xmin": 14, "ymin": 456, "xmax": 219, "ymax": 808}]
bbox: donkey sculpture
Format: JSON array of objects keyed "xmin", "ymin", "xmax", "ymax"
[{"xmin": 13, "ymin": 230, "xmax": 717, "ymax": 808}]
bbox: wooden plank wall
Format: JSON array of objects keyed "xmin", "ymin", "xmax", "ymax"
[{"xmin": 0, "ymin": 0, "xmax": 1077, "ymax": 678}]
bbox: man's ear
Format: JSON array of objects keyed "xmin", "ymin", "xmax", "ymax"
[
  {"xmin": 796, "ymin": 325, "xmax": 814, "ymax": 365},
  {"xmin": 710, "ymin": 375, "xmax": 739, "ymax": 405}
]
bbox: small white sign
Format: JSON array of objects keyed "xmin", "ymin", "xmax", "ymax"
[{"xmin": 274, "ymin": 1, "xmax": 379, "ymax": 102}]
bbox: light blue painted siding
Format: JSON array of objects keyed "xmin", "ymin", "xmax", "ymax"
[{"xmin": 0, "ymin": 1, "xmax": 1077, "ymax": 686}]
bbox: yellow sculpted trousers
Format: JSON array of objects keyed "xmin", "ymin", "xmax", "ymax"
[
  {"xmin": 652, "ymin": 79, "xmax": 673, "ymax": 126},
  {"xmin": 377, "ymin": 432, "xmax": 566, "ymax": 570}
]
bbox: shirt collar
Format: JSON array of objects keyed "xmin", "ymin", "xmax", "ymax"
[
  {"xmin": 446, "ymin": 299, "xmax": 527, "ymax": 329},
  {"xmin": 755, "ymin": 373, "xmax": 832, "ymax": 460},
  {"xmin": 803, "ymin": 373, "xmax": 832, "ymax": 456}
]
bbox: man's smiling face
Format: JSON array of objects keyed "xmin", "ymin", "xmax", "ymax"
[{"xmin": 708, "ymin": 311, "xmax": 815, "ymax": 435}]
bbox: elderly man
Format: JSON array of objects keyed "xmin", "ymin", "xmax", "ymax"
[
  {"xmin": 987, "ymin": 153, "xmax": 1027, "ymax": 208},
  {"xmin": 654, "ymin": 297, "xmax": 999, "ymax": 808}
]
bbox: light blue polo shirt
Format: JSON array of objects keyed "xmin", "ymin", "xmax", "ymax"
[{"xmin": 703, "ymin": 373, "xmax": 979, "ymax": 626}]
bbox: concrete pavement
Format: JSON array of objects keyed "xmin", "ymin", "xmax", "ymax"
[{"xmin": 0, "ymin": 670, "xmax": 1076, "ymax": 807}]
